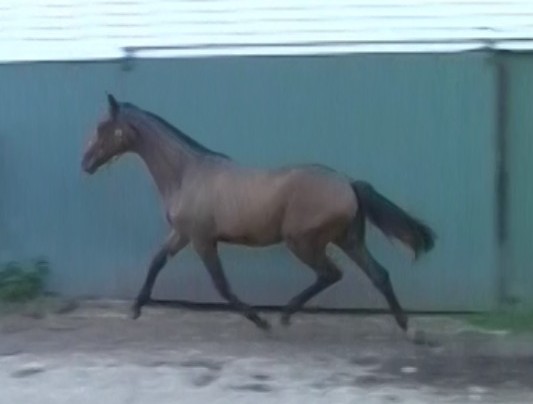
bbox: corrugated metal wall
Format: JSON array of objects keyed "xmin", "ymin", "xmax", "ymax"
[
  {"xmin": 0, "ymin": 52, "xmax": 498, "ymax": 311},
  {"xmin": 505, "ymin": 53, "xmax": 533, "ymax": 307}
]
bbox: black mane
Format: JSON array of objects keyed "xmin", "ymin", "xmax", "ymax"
[{"xmin": 122, "ymin": 102, "xmax": 230, "ymax": 159}]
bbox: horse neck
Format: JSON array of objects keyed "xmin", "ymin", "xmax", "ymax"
[{"xmin": 132, "ymin": 127, "xmax": 197, "ymax": 199}]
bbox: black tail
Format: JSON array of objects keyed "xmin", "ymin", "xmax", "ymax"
[{"xmin": 351, "ymin": 181, "xmax": 435, "ymax": 259}]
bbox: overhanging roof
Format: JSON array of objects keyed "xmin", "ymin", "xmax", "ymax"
[{"xmin": 1, "ymin": 0, "xmax": 533, "ymax": 63}]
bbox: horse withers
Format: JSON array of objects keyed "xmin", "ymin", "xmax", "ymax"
[{"xmin": 81, "ymin": 94, "xmax": 435, "ymax": 334}]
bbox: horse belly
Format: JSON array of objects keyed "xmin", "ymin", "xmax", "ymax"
[
  {"xmin": 214, "ymin": 196, "xmax": 285, "ymax": 246},
  {"xmin": 282, "ymin": 178, "xmax": 357, "ymax": 238}
]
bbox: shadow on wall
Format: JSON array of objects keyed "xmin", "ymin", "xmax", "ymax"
[
  {"xmin": 0, "ymin": 133, "xmax": 8, "ymax": 261},
  {"xmin": 0, "ymin": 134, "xmax": 22, "ymax": 263}
]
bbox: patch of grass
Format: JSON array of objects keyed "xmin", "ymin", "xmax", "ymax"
[
  {"xmin": 463, "ymin": 310, "xmax": 533, "ymax": 333},
  {"xmin": 0, "ymin": 258, "xmax": 49, "ymax": 303}
]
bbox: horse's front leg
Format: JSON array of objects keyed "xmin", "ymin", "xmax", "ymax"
[
  {"xmin": 132, "ymin": 231, "xmax": 189, "ymax": 319},
  {"xmin": 193, "ymin": 240, "xmax": 270, "ymax": 331}
]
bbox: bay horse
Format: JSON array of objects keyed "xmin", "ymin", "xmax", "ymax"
[{"xmin": 82, "ymin": 94, "xmax": 435, "ymax": 333}]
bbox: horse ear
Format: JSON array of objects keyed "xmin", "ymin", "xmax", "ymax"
[{"xmin": 107, "ymin": 92, "xmax": 119, "ymax": 118}]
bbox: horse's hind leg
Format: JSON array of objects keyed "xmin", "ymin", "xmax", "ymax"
[
  {"xmin": 194, "ymin": 240, "xmax": 270, "ymax": 331},
  {"xmin": 338, "ymin": 217, "xmax": 408, "ymax": 331},
  {"xmin": 132, "ymin": 231, "xmax": 189, "ymax": 319},
  {"xmin": 281, "ymin": 236, "xmax": 343, "ymax": 326},
  {"xmin": 345, "ymin": 244, "xmax": 408, "ymax": 331}
]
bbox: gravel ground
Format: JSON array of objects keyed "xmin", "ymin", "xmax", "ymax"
[{"xmin": 1, "ymin": 300, "xmax": 532, "ymax": 404}]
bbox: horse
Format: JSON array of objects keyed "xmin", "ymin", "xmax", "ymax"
[{"xmin": 81, "ymin": 94, "xmax": 435, "ymax": 333}]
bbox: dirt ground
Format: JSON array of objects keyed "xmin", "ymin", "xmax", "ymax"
[{"xmin": 1, "ymin": 300, "xmax": 533, "ymax": 404}]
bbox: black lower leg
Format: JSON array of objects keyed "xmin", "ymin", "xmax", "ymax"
[
  {"xmin": 350, "ymin": 246, "xmax": 408, "ymax": 331},
  {"xmin": 132, "ymin": 248, "xmax": 168, "ymax": 319},
  {"xmin": 220, "ymin": 286, "xmax": 270, "ymax": 330},
  {"xmin": 199, "ymin": 246, "xmax": 270, "ymax": 330},
  {"xmin": 374, "ymin": 271, "xmax": 408, "ymax": 330},
  {"xmin": 281, "ymin": 264, "xmax": 342, "ymax": 326},
  {"xmin": 226, "ymin": 293, "xmax": 270, "ymax": 330}
]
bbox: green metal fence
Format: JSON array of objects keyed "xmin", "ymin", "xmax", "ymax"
[{"xmin": 0, "ymin": 52, "xmax": 500, "ymax": 311}]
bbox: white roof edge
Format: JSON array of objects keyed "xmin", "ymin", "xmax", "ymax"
[
  {"xmin": 1, "ymin": 40, "xmax": 532, "ymax": 65},
  {"xmin": 2, "ymin": 0, "xmax": 533, "ymax": 63}
]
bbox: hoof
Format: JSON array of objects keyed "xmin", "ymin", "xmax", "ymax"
[
  {"xmin": 131, "ymin": 305, "xmax": 141, "ymax": 320},
  {"xmin": 280, "ymin": 313, "xmax": 291, "ymax": 327},
  {"xmin": 246, "ymin": 311, "xmax": 271, "ymax": 331},
  {"xmin": 406, "ymin": 328, "xmax": 425, "ymax": 345},
  {"xmin": 255, "ymin": 317, "xmax": 271, "ymax": 331},
  {"xmin": 396, "ymin": 314, "xmax": 408, "ymax": 332},
  {"xmin": 406, "ymin": 328, "xmax": 440, "ymax": 347}
]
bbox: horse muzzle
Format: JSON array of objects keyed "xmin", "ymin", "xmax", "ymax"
[{"xmin": 81, "ymin": 152, "xmax": 99, "ymax": 174}]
